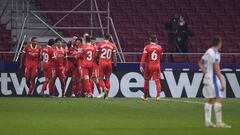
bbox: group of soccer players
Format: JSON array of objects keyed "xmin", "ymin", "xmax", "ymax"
[
  {"xmin": 20, "ymin": 33, "xmax": 117, "ymax": 99},
  {"xmin": 20, "ymin": 33, "xmax": 230, "ymax": 128}
]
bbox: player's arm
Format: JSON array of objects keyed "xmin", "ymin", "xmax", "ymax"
[
  {"xmin": 198, "ymin": 56, "xmax": 205, "ymax": 73},
  {"xmin": 140, "ymin": 47, "xmax": 147, "ymax": 73},
  {"xmin": 213, "ymin": 61, "xmax": 224, "ymax": 91},
  {"xmin": 19, "ymin": 46, "xmax": 26, "ymax": 69},
  {"xmin": 38, "ymin": 47, "xmax": 42, "ymax": 71}
]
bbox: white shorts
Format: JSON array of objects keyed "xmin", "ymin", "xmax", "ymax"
[{"xmin": 202, "ymin": 78, "xmax": 223, "ymax": 98}]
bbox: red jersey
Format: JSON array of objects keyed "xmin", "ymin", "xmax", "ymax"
[
  {"xmin": 140, "ymin": 43, "xmax": 163, "ymax": 68},
  {"xmin": 67, "ymin": 45, "xmax": 79, "ymax": 64},
  {"xmin": 79, "ymin": 43, "xmax": 96, "ymax": 68},
  {"xmin": 22, "ymin": 44, "xmax": 41, "ymax": 67},
  {"xmin": 97, "ymin": 41, "xmax": 116, "ymax": 64},
  {"xmin": 53, "ymin": 46, "xmax": 67, "ymax": 67},
  {"xmin": 41, "ymin": 45, "xmax": 55, "ymax": 67}
]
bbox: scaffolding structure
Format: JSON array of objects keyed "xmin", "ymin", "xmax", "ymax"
[{"xmin": 11, "ymin": 0, "xmax": 125, "ymax": 62}]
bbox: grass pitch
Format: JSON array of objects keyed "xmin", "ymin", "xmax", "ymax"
[{"xmin": 0, "ymin": 97, "xmax": 239, "ymax": 135}]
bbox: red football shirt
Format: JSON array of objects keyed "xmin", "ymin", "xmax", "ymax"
[
  {"xmin": 97, "ymin": 40, "xmax": 116, "ymax": 64},
  {"xmin": 41, "ymin": 45, "xmax": 55, "ymax": 67},
  {"xmin": 22, "ymin": 44, "xmax": 41, "ymax": 67},
  {"xmin": 140, "ymin": 43, "xmax": 163, "ymax": 68},
  {"xmin": 67, "ymin": 45, "xmax": 79, "ymax": 64},
  {"xmin": 79, "ymin": 43, "xmax": 96, "ymax": 68},
  {"xmin": 53, "ymin": 46, "xmax": 67, "ymax": 67}
]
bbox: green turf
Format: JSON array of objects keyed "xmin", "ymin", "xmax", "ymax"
[{"xmin": 0, "ymin": 97, "xmax": 239, "ymax": 135}]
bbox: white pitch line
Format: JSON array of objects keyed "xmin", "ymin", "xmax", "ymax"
[{"xmin": 161, "ymin": 98, "xmax": 205, "ymax": 105}]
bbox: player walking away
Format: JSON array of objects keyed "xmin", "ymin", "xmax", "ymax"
[
  {"xmin": 198, "ymin": 36, "xmax": 231, "ymax": 128},
  {"xmin": 79, "ymin": 35, "xmax": 97, "ymax": 97},
  {"xmin": 66, "ymin": 37, "xmax": 81, "ymax": 97},
  {"xmin": 97, "ymin": 33, "xmax": 117, "ymax": 99},
  {"xmin": 140, "ymin": 35, "xmax": 163, "ymax": 101},
  {"xmin": 53, "ymin": 38, "xmax": 67, "ymax": 97},
  {"xmin": 20, "ymin": 37, "xmax": 41, "ymax": 96},
  {"xmin": 40, "ymin": 39, "xmax": 56, "ymax": 96},
  {"xmin": 91, "ymin": 37, "xmax": 102, "ymax": 98}
]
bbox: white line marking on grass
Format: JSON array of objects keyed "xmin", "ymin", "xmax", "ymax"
[{"xmin": 161, "ymin": 98, "xmax": 204, "ymax": 105}]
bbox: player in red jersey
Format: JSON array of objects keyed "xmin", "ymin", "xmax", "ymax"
[
  {"xmin": 79, "ymin": 35, "xmax": 97, "ymax": 97},
  {"xmin": 66, "ymin": 37, "xmax": 81, "ymax": 97},
  {"xmin": 52, "ymin": 38, "xmax": 67, "ymax": 97},
  {"xmin": 77, "ymin": 33, "xmax": 89, "ymax": 96},
  {"xmin": 20, "ymin": 37, "xmax": 41, "ymax": 96},
  {"xmin": 140, "ymin": 35, "xmax": 163, "ymax": 101},
  {"xmin": 40, "ymin": 39, "xmax": 55, "ymax": 96},
  {"xmin": 91, "ymin": 37, "xmax": 102, "ymax": 97},
  {"xmin": 97, "ymin": 33, "xmax": 117, "ymax": 99}
]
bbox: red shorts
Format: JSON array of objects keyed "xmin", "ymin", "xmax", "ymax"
[
  {"xmin": 82, "ymin": 67, "xmax": 94, "ymax": 77},
  {"xmin": 98, "ymin": 62, "xmax": 112, "ymax": 77},
  {"xmin": 66, "ymin": 62, "xmax": 78, "ymax": 78},
  {"xmin": 144, "ymin": 66, "xmax": 160, "ymax": 80},
  {"xmin": 92, "ymin": 66, "xmax": 99, "ymax": 78},
  {"xmin": 55, "ymin": 66, "xmax": 66, "ymax": 78},
  {"xmin": 25, "ymin": 65, "xmax": 38, "ymax": 79},
  {"xmin": 43, "ymin": 65, "xmax": 55, "ymax": 79}
]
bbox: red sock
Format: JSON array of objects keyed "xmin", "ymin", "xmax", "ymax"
[
  {"xmin": 144, "ymin": 81, "xmax": 149, "ymax": 98},
  {"xmin": 84, "ymin": 79, "xmax": 91, "ymax": 94},
  {"xmin": 96, "ymin": 82, "xmax": 101, "ymax": 94},
  {"xmin": 42, "ymin": 79, "xmax": 48, "ymax": 93},
  {"xmin": 29, "ymin": 80, "xmax": 35, "ymax": 95},
  {"xmin": 60, "ymin": 78, "xmax": 66, "ymax": 96},
  {"xmin": 90, "ymin": 80, "xmax": 94, "ymax": 94},
  {"xmin": 155, "ymin": 79, "xmax": 161, "ymax": 97},
  {"xmin": 99, "ymin": 80, "xmax": 106, "ymax": 90},
  {"xmin": 78, "ymin": 79, "xmax": 83, "ymax": 94},
  {"xmin": 106, "ymin": 80, "xmax": 110, "ymax": 90},
  {"xmin": 71, "ymin": 78, "xmax": 77, "ymax": 94},
  {"xmin": 49, "ymin": 79, "xmax": 55, "ymax": 96}
]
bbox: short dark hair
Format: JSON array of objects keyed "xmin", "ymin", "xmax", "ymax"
[
  {"xmin": 149, "ymin": 35, "xmax": 157, "ymax": 43},
  {"xmin": 212, "ymin": 36, "xmax": 221, "ymax": 46},
  {"xmin": 75, "ymin": 38, "xmax": 82, "ymax": 42},
  {"xmin": 85, "ymin": 36, "xmax": 91, "ymax": 43},
  {"xmin": 55, "ymin": 38, "xmax": 62, "ymax": 43},
  {"xmin": 31, "ymin": 37, "xmax": 37, "ymax": 42},
  {"xmin": 104, "ymin": 33, "xmax": 111, "ymax": 40},
  {"xmin": 48, "ymin": 39, "xmax": 55, "ymax": 46}
]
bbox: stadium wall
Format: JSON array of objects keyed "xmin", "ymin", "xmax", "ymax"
[{"xmin": 0, "ymin": 63, "xmax": 240, "ymax": 98}]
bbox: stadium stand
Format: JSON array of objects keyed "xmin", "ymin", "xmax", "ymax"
[{"xmin": 24, "ymin": 0, "xmax": 240, "ymax": 62}]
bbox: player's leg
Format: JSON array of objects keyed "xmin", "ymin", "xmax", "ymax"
[
  {"xmin": 70, "ymin": 66, "xmax": 77, "ymax": 97},
  {"xmin": 78, "ymin": 67, "xmax": 85, "ymax": 96},
  {"xmin": 82, "ymin": 68, "xmax": 92, "ymax": 97},
  {"xmin": 203, "ymin": 84, "xmax": 216, "ymax": 127},
  {"xmin": 59, "ymin": 67, "xmax": 66, "ymax": 97},
  {"xmin": 29, "ymin": 66, "xmax": 38, "ymax": 96},
  {"xmin": 141, "ymin": 68, "xmax": 151, "ymax": 100},
  {"xmin": 214, "ymin": 95, "xmax": 231, "ymax": 128},
  {"xmin": 49, "ymin": 69, "xmax": 56, "ymax": 96},
  {"xmin": 41, "ymin": 66, "xmax": 51, "ymax": 95},
  {"xmin": 103, "ymin": 64, "xmax": 112, "ymax": 98},
  {"xmin": 91, "ymin": 66, "xmax": 101, "ymax": 97},
  {"xmin": 153, "ymin": 69, "xmax": 161, "ymax": 101},
  {"xmin": 98, "ymin": 64, "xmax": 107, "ymax": 92},
  {"xmin": 24, "ymin": 66, "xmax": 31, "ymax": 95}
]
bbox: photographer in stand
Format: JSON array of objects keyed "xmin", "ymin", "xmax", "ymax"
[{"xmin": 164, "ymin": 15, "xmax": 194, "ymax": 62}]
